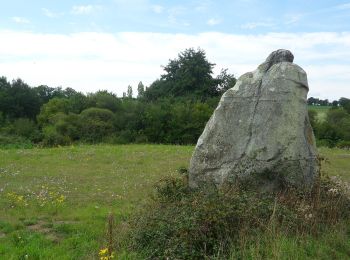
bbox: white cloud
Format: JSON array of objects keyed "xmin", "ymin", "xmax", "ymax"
[
  {"xmin": 195, "ymin": 0, "xmax": 212, "ymax": 12},
  {"xmin": 152, "ymin": 5, "xmax": 164, "ymax": 14},
  {"xmin": 71, "ymin": 5, "xmax": 101, "ymax": 15},
  {"xmin": 335, "ymin": 2, "xmax": 350, "ymax": 10},
  {"xmin": 11, "ymin": 17, "xmax": 30, "ymax": 24},
  {"xmin": 167, "ymin": 7, "xmax": 190, "ymax": 27},
  {"xmin": 0, "ymin": 31, "xmax": 349, "ymax": 100},
  {"xmin": 207, "ymin": 18, "xmax": 221, "ymax": 26},
  {"xmin": 284, "ymin": 14, "xmax": 303, "ymax": 25},
  {"xmin": 42, "ymin": 8, "xmax": 62, "ymax": 18},
  {"xmin": 241, "ymin": 22, "xmax": 274, "ymax": 29}
]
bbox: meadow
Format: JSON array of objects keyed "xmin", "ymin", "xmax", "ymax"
[
  {"xmin": 0, "ymin": 144, "xmax": 349, "ymax": 259},
  {"xmin": 0, "ymin": 145, "xmax": 193, "ymax": 259}
]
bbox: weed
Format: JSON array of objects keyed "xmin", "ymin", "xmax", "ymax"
[{"xmin": 125, "ymin": 175, "xmax": 350, "ymax": 259}]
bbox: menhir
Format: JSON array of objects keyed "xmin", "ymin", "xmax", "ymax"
[{"xmin": 189, "ymin": 49, "xmax": 319, "ymax": 191}]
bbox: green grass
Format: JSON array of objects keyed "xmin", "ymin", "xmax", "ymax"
[
  {"xmin": 308, "ymin": 105, "xmax": 331, "ymax": 122},
  {"xmin": 319, "ymin": 147, "xmax": 350, "ymax": 182},
  {"xmin": 0, "ymin": 144, "xmax": 193, "ymax": 259},
  {"xmin": 0, "ymin": 144, "xmax": 349, "ymax": 259}
]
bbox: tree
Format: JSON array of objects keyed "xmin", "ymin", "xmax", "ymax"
[
  {"xmin": 144, "ymin": 48, "xmax": 225, "ymax": 101},
  {"xmin": 0, "ymin": 77, "xmax": 41, "ymax": 120},
  {"xmin": 215, "ymin": 69, "xmax": 236, "ymax": 94},
  {"xmin": 332, "ymin": 100, "xmax": 339, "ymax": 107},
  {"xmin": 137, "ymin": 81, "xmax": 145, "ymax": 99},
  {"xmin": 162, "ymin": 48, "xmax": 216, "ymax": 98},
  {"xmin": 127, "ymin": 85, "xmax": 133, "ymax": 98},
  {"xmin": 80, "ymin": 108, "xmax": 115, "ymax": 142},
  {"xmin": 87, "ymin": 91, "xmax": 121, "ymax": 112},
  {"xmin": 5, "ymin": 79, "xmax": 41, "ymax": 120},
  {"xmin": 307, "ymin": 97, "xmax": 330, "ymax": 106},
  {"xmin": 339, "ymin": 97, "xmax": 350, "ymax": 113},
  {"xmin": 34, "ymin": 85, "xmax": 58, "ymax": 104},
  {"xmin": 316, "ymin": 107, "xmax": 350, "ymax": 147},
  {"xmin": 37, "ymin": 98, "xmax": 71, "ymax": 126},
  {"xmin": 0, "ymin": 77, "xmax": 11, "ymax": 119}
]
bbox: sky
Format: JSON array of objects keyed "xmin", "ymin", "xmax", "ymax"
[{"xmin": 1, "ymin": 0, "xmax": 350, "ymax": 100}]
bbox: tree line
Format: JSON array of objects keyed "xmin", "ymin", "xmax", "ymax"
[
  {"xmin": 0, "ymin": 48, "xmax": 349, "ymax": 148},
  {"xmin": 309, "ymin": 99, "xmax": 350, "ymax": 148},
  {"xmin": 0, "ymin": 48, "xmax": 234, "ymax": 147}
]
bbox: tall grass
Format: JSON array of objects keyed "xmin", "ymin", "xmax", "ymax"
[{"xmin": 120, "ymin": 174, "xmax": 350, "ymax": 259}]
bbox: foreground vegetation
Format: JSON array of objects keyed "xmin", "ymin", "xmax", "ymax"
[
  {"xmin": 0, "ymin": 145, "xmax": 349, "ymax": 259},
  {"xmin": 0, "ymin": 145, "xmax": 192, "ymax": 259},
  {"xmin": 126, "ymin": 175, "xmax": 350, "ymax": 259}
]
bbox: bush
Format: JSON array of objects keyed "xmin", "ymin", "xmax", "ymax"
[
  {"xmin": 316, "ymin": 139, "xmax": 333, "ymax": 147},
  {"xmin": 124, "ymin": 176, "xmax": 350, "ymax": 259},
  {"xmin": 42, "ymin": 126, "xmax": 71, "ymax": 147},
  {"xmin": 80, "ymin": 108, "xmax": 115, "ymax": 143},
  {"xmin": 0, "ymin": 134, "xmax": 33, "ymax": 149},
  {"xmin": 336, "ymin": 140, "xmax": 350, "ymax": 149},
  {"xmin": 308, "ymin": 109, "xmax": 318, "ymax": 129},
  {"xmin": 108, "ymin": 130, "xmax": 136, "ymax": 144},
  {"xmin": 55, "ymin": 113, "xmax": 82, "ymax": 141},
  {"xmin": 12, "ymin": 118, "xmax": 41, "ymax": 142}
]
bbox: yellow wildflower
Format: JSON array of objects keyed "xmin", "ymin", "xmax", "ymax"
[
  {"xmin": 56, "ymin": 195, "xmax": 65, "ymax": 203},
  {"xmin": 99, "ymin": 248, "xmax": 108, "ymax": 256}
]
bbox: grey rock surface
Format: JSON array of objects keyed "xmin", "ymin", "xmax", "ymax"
[{"xmin": 189, "ymin": 49, "xmax": 319, "ymax": 190}]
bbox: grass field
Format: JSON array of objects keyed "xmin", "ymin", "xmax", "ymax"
[
  {"xmin": 0, "ymin": 145, "xmax": 193, "ymax": 259},
  {"xmin": 0, "ymin": 144, "xmax": 349, "ymax": 259}
]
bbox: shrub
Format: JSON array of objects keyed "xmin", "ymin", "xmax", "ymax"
[
  {"xmin": 42, "ymin": 125, "xmax": 71, "ymax": 146},
  {"xmin": 124, "ymin": 176, "xmax": 350, "ymax": 259},
  {"xmin": 55, "ymin": 113, "xmax": 82, "ymax": 141},
  {"xmin": 336, "ymin": 140, "xmax": 350, "ymax": 149},
  {"xmin": 12, "ymin": 118, "xmax": 41, "ymax": 142},
  {"xmin": 110, "ymin": 130, "xmax": 135, "ymax": 144},
  {"xmin": 308, "ymin": 109, "xmax": 318, "ymax": 129},
  {"xmin": 0, "ymin": 134, "xmax": 33, "ymax": 149},
  {"xmin": 80, "ymin": 108, "xmax": 115, "ymax": 143},
  {"xmin": 316, "ymin": 139, "xmax": 333, "ymax": 147}
]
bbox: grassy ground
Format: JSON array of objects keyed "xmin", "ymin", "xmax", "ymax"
[
  {"xmin": 0, "ymin": 144, "xmax": 349, "ymax": 259},
  {"xmin": 0, "ymin": 144, "xmax": 193, "ymax": 259},
  {"xmin": 308, "ymin": 105, "xmax": 331, "ymax": 122},
  {"xmin": 319, "ymin": 147, "xmax": 350, "ymax": 182}
]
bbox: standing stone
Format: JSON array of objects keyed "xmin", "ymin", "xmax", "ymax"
[{"xmin": 189, "ymin": 49, "xmax": 319, "ymax": 190}]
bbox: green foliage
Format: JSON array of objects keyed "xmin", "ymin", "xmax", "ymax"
[
  {"xmin": 127, "ymin": 85, "xmax": 133, "ymax": 99},
  {"xmin": 80, "ymin": 108, "xmax": 115, "ymax": 143},
  {"xmin": 12, "ymin": 118, "xmax": 41, "ymax": 142},
  {"xmin": 126, "ymin": 176, "xmax": 350, "ymax": 259},
  {"xmin": 1, "ymin": 47, "xmax": 349, "ymax": 148},
  {"xmin": 315, "ymin": 107, "xmax": 350, "ymax": 147},
  {"xmin": 137, "ymin": 81, "xmax": 145, "ymax": 99},
  {"xmin": 144, "ymin": 48, "xmax": 235, "ymax": 101},
  {"xmin": 339, "ymin": 97, "xmax": 350, "ymax": 113},
  {"xmin": 54, "ymin": 113, "xmax": 82, "ymax": 141},
  {"xmin": 37, "ymin": 98, "xmax": 71, "ymax": 126},
  {"xmin": 0, "ymin": 78, "xmax": 41, "ymax": 120},
  {"xmin": 336, "ymin": 140, "xmax": 350, "ymax": 149},
  {"xmin": 42, "ymin": 125, "xmax": 71, "ymax": 146},
  {"xmin": 308, "ymin": 110, "xmax": 317, "ymax": 130},
  {"xmin": 215, "ymin": 68, "xmax": 237, "ymax": 93},
  {"xmin": 0, "ymin": 134, "xmax": 33, "ymax": 149},
  {"xmin": 87, "ymin": 91, "xmax": 121, "ymax": 113},
  {"xmin": 307, "ymin": 97, "xmax": 331, "ymax": 106}
]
